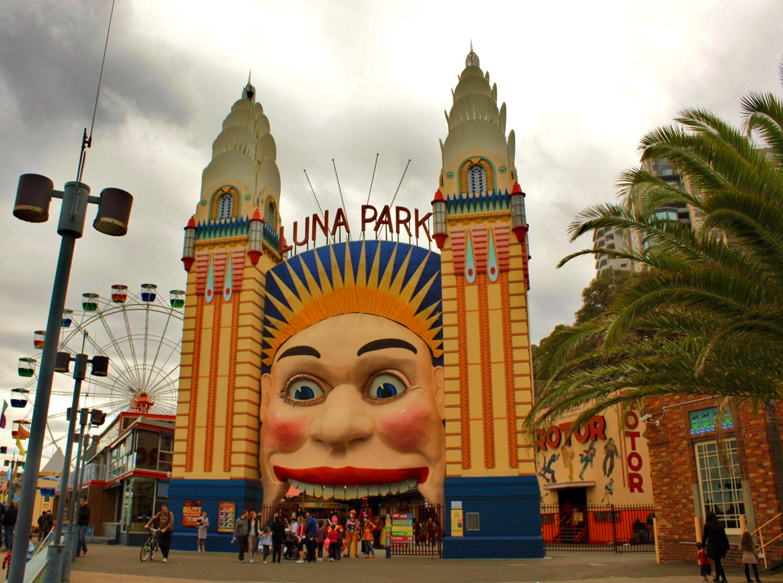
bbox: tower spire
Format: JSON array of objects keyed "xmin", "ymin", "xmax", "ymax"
[{"xmin": 466, "ymin": 41, "xmax": 479, "ymax": 68}]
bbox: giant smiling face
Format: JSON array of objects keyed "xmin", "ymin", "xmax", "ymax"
[{"xmin": 260, "ymin": 313, "xmax": 445, "ymax": 506}]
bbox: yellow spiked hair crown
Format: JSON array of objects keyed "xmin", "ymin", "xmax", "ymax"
[{"xmin": 262, "ymin": 241, "xmax": 442, "ymax": 369}]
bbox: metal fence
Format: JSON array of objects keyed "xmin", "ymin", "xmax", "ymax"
[
  {"xmin": 386, "ymin": 504, "xmax": 444, "ymax": 557},
  {"xmin": 541, "ymin": 504, "xmax": 655, "ymax": 552}
]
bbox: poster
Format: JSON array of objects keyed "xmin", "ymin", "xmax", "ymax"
[
  {"xmin": 182, "ymin": 500, "xmax": 202, "ymax": 527},
  {"xmin": 391, "ymin": 513, "xmax": 414, "ymax": 544},
  {"xmin": 218, "ymin": 501, "xmax": 236, "ymax": 533},
  {"xmin": 450, "ymin": 509, "xmax": 464, "ymax": 537}
]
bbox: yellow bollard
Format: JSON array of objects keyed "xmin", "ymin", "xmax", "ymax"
[
  {"xmin": 654, "ymin": 517, "xmax": 660, "ymax": 564},
  {"xmin": 694, "ymin": 517, "xmax": 702, "ymax": 543}
]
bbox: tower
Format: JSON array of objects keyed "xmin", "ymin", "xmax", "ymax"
[
  {"xmin": 169, "ymin": 80, "xmax": 282, "ymax": 550},
  {"xmin": 432, "ymin": 46, "xmax": 543, "ymax": 558}
]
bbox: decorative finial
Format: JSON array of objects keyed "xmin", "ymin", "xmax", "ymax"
[
  {"xmin": 244, "ymin": 72, "xmax": 255, "ymax": 102},
  {"xmin": 466, "ymin": 41, "xmax": 480, "ymax": 68}
]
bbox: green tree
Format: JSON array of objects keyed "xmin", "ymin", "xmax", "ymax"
[
  {"xmin": 532, "ymin": 270, "xmax": 637, "ymax": 381},
  {"xmin": 527, "ymin": 63, "xmax": 783, "ymax": 511},
  {"xmin": 574, "ymin": 269, "xmax": 637, "ymax": 325},
  {"xmin": 528, "ymin": 66, "xmax": 783, "ymax": 419}
]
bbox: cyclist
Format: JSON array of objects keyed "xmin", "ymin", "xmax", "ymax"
[{"xmin": 145, "ymin": 504, "xmax": 175, "ymax": 563}]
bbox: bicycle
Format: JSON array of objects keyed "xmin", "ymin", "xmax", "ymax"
[{"xmin": 140, "ymin": 527, "xmax": 160, "ymax": 562}]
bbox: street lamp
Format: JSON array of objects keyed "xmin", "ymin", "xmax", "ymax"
[
  {"xmin": 61, "ymin": 408, "xmax": 104, "ymax": 582},
  {"xmin": 9, "ymin": 174, "xmax": 131, "ymax": 583},
  {"xmin": 45, "ymin": 345, "xmax": 107, "ymax": 583}
]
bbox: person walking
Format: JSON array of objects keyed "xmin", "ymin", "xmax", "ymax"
[
  {"xmin": 740, "ymin": 531, "xmax": 762, "ymax": 583},
  {"xmin": 271, "ymin": 515, "xmax": 286, "ymax": 564},
  {"xmin": 304, "ymin": 511, "xmax": 317, "ymax": 563},
  {"xmin": 247, "ymin": 511, "xmax": 259, "ymax": 563},
  {"xmin": 144, "ymin": 504, "xmax": 174, "ymax": 563},
  {"xmin": 2, "ymin": 501, "xmax": 17, "ymax": 551},
  {"xmin": 0, "ymin": 501, "xmax": 6, "ymax": 549},
  {"xmin": 77, "ymin": 498, "xmax": 91, "ymax": 556},
  {"xmin": 703, "ymin": 511, "xmax": 729, "ymax": 583},
  {"xmin": 315, "ymin": 520, "xmax": 327, "ymax": 561},
  {"xmin": 260, "ymin": 526, "xmax": 272, "ymax": 564},
  {"xmin": 196, "ymin": 511, "xmax": 209, "ymax": 553},
  {"xmin": 41, "ymin": 511, "xmax": 53, "ymax": 541},
  {"xmin": 232, "ymin": 510, "xmax": 249, "ymax": 563}
]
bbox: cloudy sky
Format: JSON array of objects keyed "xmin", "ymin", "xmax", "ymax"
[{"xmin": 1, "ymin": 0, "xmax": 781, "ymax": 463}]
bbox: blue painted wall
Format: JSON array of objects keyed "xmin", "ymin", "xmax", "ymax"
[
  {"xmin": 442, "ymin": 475, "xmax": 545, "ymax": 559},
  {"xmin": 167, "ymin": 478, "xmax": 264, "ymax": 553}
]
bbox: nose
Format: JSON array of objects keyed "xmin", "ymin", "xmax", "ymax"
[{"xmin": 310, "ymin": 384, "xmax": 373, "ymax": 451}]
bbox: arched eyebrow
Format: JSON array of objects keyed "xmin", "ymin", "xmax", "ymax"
[
  {"xmin": 357, "ymin": 338, "xmax": 418, "ymax": 356},
  {"xmin": 278, "ymin": 345, "xmax": 321, "ymax": 360}
]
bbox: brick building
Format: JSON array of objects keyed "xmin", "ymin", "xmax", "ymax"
[{"xmin": 645, "ymin": 395, "xmax": 783, "ymax": 563}]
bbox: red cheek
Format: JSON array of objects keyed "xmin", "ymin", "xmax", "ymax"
[
  {"xmin": 264, "ymin": 414, "xmax": 308, "ymax": 453},
  {"xmin": 378, "ymin": 404, "xmax": 433, "ymax": 451}
]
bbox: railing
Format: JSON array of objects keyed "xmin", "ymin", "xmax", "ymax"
[
  {"xmin": 750, "ymin": 512, "xmax": 783, "ymax": 569},
  {"xmin": 541, "ymin": 504, "xmax": 656, "ymax": 552}
]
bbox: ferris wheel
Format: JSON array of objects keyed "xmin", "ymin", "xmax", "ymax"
[{"xmin": 13, "ymin": 283, "xmax": 185, "ymax": 448}]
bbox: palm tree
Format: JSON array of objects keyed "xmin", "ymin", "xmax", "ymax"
[{"xmin": 527, "ymin": 64, "xmax": 783, "ymax": 507}]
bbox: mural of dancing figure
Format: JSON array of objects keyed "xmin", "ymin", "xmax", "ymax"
[
  {"xmin": 603, "ymin": 437, "xmax": 619, "ymax": 477},
  {"xmin": 539, "ymin": 453, "xmax": 560, "ymax": 483},
  {"xmin": 579, "ymin": 441, "xmax": 597, "ymax": 480},
  {"xmin": 561, "ymin": 445, "xmax": 575, "ymax": 482},
  {"xmin": 601, "ymin": 478, "xmax": 614, "ymax": 504}
]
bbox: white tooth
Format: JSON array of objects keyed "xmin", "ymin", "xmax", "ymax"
[
  {"xmin": 378, "ymin": 483, "xmax": 390, "ymax": 495},
  {"xmin": 323, "ymin": 486, "xmax": 334, "ymax": 499},
  {"xmin": 346, "ymin": 485, "xmax": 358, "ymax": 500},
  {"xmin": 314, "ymin": 484, "xmax": 323, "ymax": 499},
  {"xmin": 291, "ymin": 479, "xmax": 302, "ymax": 491},
  {"xmin": 389, "ymin": 481, "xmax": 400, "ymax": 495},
  {"xmin": 407, "ymin": 478, "xmax": 417, "ymax": 490},
  {"xmin": 305, "ymin": 483, "xmax": 314, "ymax": 496},
  {"xmin": 356, "ymin": 485, "xmax": 369, "ymax": 498},
  {"xmin": 334, "ymin": 487, "xmax": 346, "ymax": 500},
  {"xmin": 368, "ymin": 484, "xmax": 380, "ymax": 496}
]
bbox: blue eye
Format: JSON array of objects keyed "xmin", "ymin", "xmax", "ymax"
[
  {"xmin": 285, "ymin": 378, "xmax": 325, "ymax": 403},
  {"xmin": 366, "ymin": 373, "xmax": 407, "ymax": 401}
]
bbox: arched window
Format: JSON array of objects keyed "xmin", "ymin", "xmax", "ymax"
[
  {"xmin": 217, "ymin": 193, "xmax": 233, "ymax": 220},
  {"xmin": 266, "ymin": 199, "xmax": 276, "ymax": 229},
  {"xmin": 467, "ymin": 164, "xmax": 486, "ymax": 194}
]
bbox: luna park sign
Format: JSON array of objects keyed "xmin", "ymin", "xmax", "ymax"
[{"xmin": 285, "ymin": 204, "xmax": 432, "ymax": 248}]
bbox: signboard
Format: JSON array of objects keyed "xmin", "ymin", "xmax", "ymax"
[
  {"xmin": 391, "ymin": 513, "xmax": 414, "ymax": 544},
  {"xmin": 182, "ymin": 500, "xmax": 202, "ymax": 527},
  {"xmin": 217, "ymin": 501, "xmax": 236, "ymax": 533},
  {"xmin": 450, "ymin": 509, "xmax": 464, "ymax": 537}
]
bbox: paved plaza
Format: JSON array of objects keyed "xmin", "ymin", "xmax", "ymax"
[{"xmin": 67, "ymin": 544, "xmax": 783, "ymax": 583}]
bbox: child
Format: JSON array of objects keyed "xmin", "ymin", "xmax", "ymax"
[
  {"xmin": 196, "ymin": 511, "xmax": 209, "ymax": 553},
  {"xmin": 362, "ymin": 519, "xmax": 375, "ymax": 558},
  {"xmin": 697, "ymin": 542, "xmax": 711, "ymax": 583},
  {"xmin": 260, "ymin": 526, "xmax": 272, "ymax": 564},
  {"xmin": 740, "ymin": 531, "xmax": 762, "ymax": 583}
]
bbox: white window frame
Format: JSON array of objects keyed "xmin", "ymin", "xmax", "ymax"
[
  {"xmin": 217, "ymin": 192, "xmax": 233, "ymax": 220},
  {"xmin": 694, "ymin": 438, "xmax": 744, "ymax": 535},
  {"xmin": 467, "ymin": 164, "xmax": 486, "ymax": 194}
]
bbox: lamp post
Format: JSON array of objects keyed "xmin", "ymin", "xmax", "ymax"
[
  {"xmin": 61, "ymin": 408, "xmax": 103, "ymax": 582},
  {"xmin": 44, "ymin": 346, "xmax": 108, "ymax": 583},
  {"xmin": 9, "ymin": 175, "xmax": 132, "ymax": 583}
]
